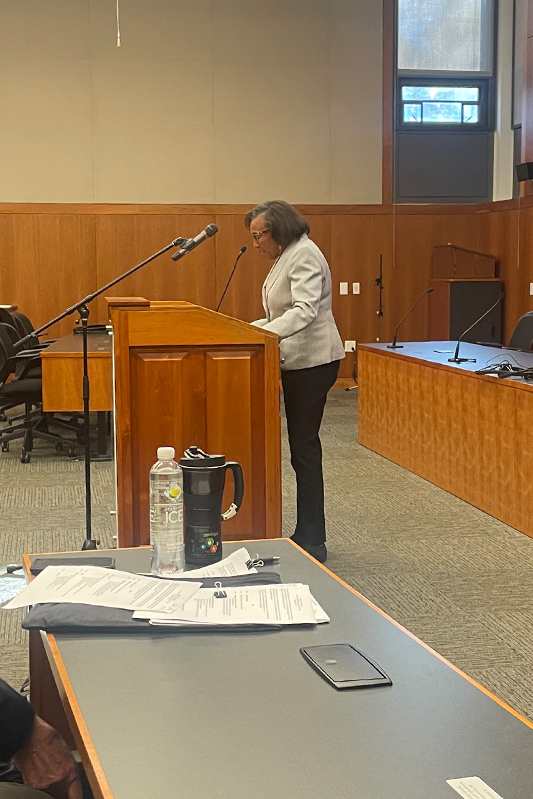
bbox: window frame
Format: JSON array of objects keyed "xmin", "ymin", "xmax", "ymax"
[{"xmin": 396, "ymin": 76, "xmax": 495, "ymax": 133}]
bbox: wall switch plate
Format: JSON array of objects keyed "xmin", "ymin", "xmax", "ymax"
[
  {"xmin": 353, "ymin": 282, "xmax": 360, "ymax": 294},
  {"xmin": 344, "ymin": 340, "xmax": 356, "ymax": 352},
  {"xmin": 530, "ymin": 283, "xmax": 533, "ymax": 296},
  {"xmin": 340, "ymin": 282, "xmax": 348, "ymax": 295}
]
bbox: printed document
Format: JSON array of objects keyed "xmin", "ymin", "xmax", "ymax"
[
  {"xmin": 139, "ymin": 547, "xmax": 258, "ymax": 579},
  {"xmin": 2, "ymin": 565, "xmax": 202, "ymax": 615},
  {"xmin": 133, "ymin": 583, "xmax": 317, "ymax": 626},
  {"xmin": 446, "ymin": 777, "xmax": 504, "ymax": 799}
]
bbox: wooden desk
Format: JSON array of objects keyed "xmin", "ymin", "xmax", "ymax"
[
  {"xmin": 23, "ymin": 542, "xmax": 533, "ymax": 799},
  {"xmin": 40, "ymin": 332, "xmax": 113, "ymax": 413},
  {"xmin": 358, "ymin": 341, "xmax": 533, "ymax": 538}
]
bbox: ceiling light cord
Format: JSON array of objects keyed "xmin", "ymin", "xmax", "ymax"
[{"xmin": 116, "ymin": 0, "xmax": 121, "ymax": 47}]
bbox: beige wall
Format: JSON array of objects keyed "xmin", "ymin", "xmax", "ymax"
[
  {"xmin": 493, "ymin": 0, "xmax": 514, "ymax": 201},
  {"xmin": 0, "ymin": 0, "xmax": 383, "ymax": 205}
]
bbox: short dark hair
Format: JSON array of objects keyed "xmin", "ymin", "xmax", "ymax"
[{"xmin": 244, "ymin": 201, "xmax": 310, "ymax": 248}]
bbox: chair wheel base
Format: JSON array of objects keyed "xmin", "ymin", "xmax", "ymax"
[
  {"xmin": 21, "ymin": 451, "xmax": 30, "ymax": 463},
  {"xmin": 1, "ymin": 442, "xmax": 9, "ymax": 452}
]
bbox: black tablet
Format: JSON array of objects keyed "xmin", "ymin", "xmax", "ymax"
[
  {"xmin": 30, "ymin": 557, "xmax": 115, "ymax": 575},
  {"xmin": 300, "ymin": 644, "xmax": 392, "ymax": 690}
]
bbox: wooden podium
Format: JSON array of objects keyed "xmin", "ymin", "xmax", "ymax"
[{"xmin": 108, "ymin": 298, "xmax": 282, "ymax": 546}]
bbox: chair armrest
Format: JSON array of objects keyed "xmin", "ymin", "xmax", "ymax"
[
  {"xmin": 11, "ymin": 352, "xmax": 42, "ymax": 380},
  {"xmin": 13, "ymin": 350, "xmax": 42, "ymax": 358}
]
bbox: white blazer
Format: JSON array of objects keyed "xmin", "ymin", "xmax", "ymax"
[{"xmin": 252, "ymin": 235, "xmax": 345, "ymax": 371}]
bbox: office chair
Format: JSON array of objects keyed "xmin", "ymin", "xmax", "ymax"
[
  {"xmin": 0, "ymin": 325, "xmax": 75, "ymax": 462},
  {"xmin": 0, "ymin": 316, "xmax": 42, "ymax": 422},
  {"xmin": 0, "ymin": 309, "xmax": 55, "ymax": 351},
  {"xmin": 10, "ymin": 310, "xmax": 57, "ymax": 349},
  {"xmin": 508, "ymin": 311, "xmax": 533, "ymax": 351}
]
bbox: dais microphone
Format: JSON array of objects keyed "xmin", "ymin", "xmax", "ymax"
[
  {"xmin": 216, "ymin": 246, "xmax": 247, "ymax": 312},
  {"xmin": 449, "ymin": 290, "xmax": 505, "ymax": 364},
  {"xmin": 388, "ymin": 287, "xmax": 434, "ymax": 349}
]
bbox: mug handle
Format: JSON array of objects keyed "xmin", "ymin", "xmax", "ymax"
[{"xmin": 221, "ymin": 462, "xmax": 244, "ymax": 520}]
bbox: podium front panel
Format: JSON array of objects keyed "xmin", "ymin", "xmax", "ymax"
[{"xmin": 109, "ymin": 300, "xmax": 281, "ymax": 546}]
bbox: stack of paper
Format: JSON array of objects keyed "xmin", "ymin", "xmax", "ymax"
[
  {"xmin": 134, "ymin": 584, "xmax": 329, "ymax": 627},
  {"xmin": 2, "ymin": 565, "xmax": 202, "ymax": 614}
]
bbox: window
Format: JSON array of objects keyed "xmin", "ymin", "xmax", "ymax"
[
  {"xmin": 394, "ymin": 0, "xmax": 496, "ymax": 202},
  {"xmin": 398, "ymin": 0, "xmax": 494, "ymax": 73},
  {"xmin": 398, "ymin": 78, "xmax": 491, "ymax": 130}
]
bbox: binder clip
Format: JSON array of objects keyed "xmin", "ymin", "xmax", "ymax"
[
  {"xmin": 246, "ymin": 554, "xmax": 280, "ymax": 568},
  {"xmin": 213, "ymin": 581, "xmax": 227, "ymax": 599}
]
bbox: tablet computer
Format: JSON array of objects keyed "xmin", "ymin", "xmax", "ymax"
[
  {"xmin": 30, "ymin": 557, "xmax": 115, "ymax": 575},
  {"xmin": 300, "ymin": 644, "xmax": 392, "ymax": 690}
]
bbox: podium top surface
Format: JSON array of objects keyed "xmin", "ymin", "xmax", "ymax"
[{"xmin": 108, "ymin": 299, "xmax": 278, "ymax": 346}]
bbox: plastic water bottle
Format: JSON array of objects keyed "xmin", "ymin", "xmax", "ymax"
[{"xmin": 150, "ymin": 446, "xmax": 185, "ymax": 575}]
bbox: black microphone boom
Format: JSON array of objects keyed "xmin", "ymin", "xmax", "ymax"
[
  {"xmin": 171, "ymin": 224, "xmax": 218, "ymax": 262},
  {"xmin": 448, "ymin": 291, "xmax": 505, "ymax": 364},
  {"xmin": 388, "ymin": 287, "xmax": 434, "ymax": 349},
  {"xmin": 12, "ymin": 230, "xmax": 198, "ymax": 550},
  {"xmin": 216, "ymin": 247, "xmax": 247, "ymax": 312}
]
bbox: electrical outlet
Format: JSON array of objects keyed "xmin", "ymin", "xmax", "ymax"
[
  {"xmin": 353, "ymin": 282, "xmax": 360, "ymax": 294},
  {"xmin": 340, "ymin": 282, "xmax": 348, "ymax": 295},
  {"xmin": 530, "ymin": 283, "xmax": 533, "ymax": 296},
  {"xmin": 344, "ymin": 340, "xmax": 356, "ymax": 352}
]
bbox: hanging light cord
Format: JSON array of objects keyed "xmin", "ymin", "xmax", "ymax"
[{"xmin": 116, "ymin": 0, "xmax": 121, "ymax": 47}]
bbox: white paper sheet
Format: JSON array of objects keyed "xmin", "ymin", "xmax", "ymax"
[
  {"xmin": 137, "ymin": 547, "xmax": 257, "ymax": 579},
  {"xmin": 133, "ymin": 583, "xmax": 317, "ymax": 626},
  {"xmin": 310, "ymin": 595, "xmax": 330, "ymax": 624},
  {"xmin": 2, "ymin": 565, "xmax": 202, "ymax": 615},
  {"xmin": 446, "ymin": 777, "xmax": 505, "ymax": 799}
]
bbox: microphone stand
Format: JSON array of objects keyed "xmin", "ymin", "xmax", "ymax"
[
  {"xmin": 14, "ymin": 235, "xmax": 188, "ymax": 549},
  {"xmin": 388, "ymin": 287, "xmax": 434, "ymax": 349},
  {"xmin": 448, "ymin": 292, "xmax": 504, "ymax": 364},
  {"xmin": 216, "ymin": 247, "xmax": 246, "ymax": 312}
]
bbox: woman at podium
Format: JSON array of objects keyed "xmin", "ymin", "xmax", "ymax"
[{"xmin": 245, "ymin": 201, "xmax": 344, "ymax": 563}]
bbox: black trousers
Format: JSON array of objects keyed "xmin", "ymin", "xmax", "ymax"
[{"xmin": 281, "ymin": 359, "xmax": 340, "ymax": 546}]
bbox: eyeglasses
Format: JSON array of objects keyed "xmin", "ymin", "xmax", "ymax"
[{"xmin": 251, "ymin": 229, "xmax": 270, "ymax": 242}]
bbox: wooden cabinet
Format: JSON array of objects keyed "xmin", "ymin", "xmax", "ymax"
[{"xmin": 109, "ymin": 298, "xmax": 281, "ymax": 546}]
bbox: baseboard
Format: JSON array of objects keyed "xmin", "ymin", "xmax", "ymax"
[{"xmin": 334, "ymin": 378, "xmax": 357, "ymax": 389}]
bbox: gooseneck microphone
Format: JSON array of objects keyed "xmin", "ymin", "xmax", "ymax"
[
  {"xmin": 448, "ymin": 291, "xmax": 505, "ymax": 364},
  {"xmin": 388, "ymin": 287, "xmax": 434, "ymax": 349},
  {"xmin": 171, "ymin": 224, "xmax": 218, "ymax": 262},
  {"xmin": 216, "ymin": 246, "xmax": 247, "ymax": 312}
]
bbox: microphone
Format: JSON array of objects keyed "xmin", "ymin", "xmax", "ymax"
[
  {"xmin": 388, "ymin": 287, "xmax": 434, "ymax": 349},
  {"xmin": 216, "ymin": 246, "xmax": 247, "ymax": 312},
  {"xmin": 171, "ymin": 224, "xmax": 218, "ymax": 262},
  {"xmin": 448, "ymin": 291, "xmax": 505, "ymax": 364}
]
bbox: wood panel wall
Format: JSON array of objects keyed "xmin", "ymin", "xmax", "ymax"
[{"xmin": 1, "ymin": 201, "xmax": 533, "ymax": 380}]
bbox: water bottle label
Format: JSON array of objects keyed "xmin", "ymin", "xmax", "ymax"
[{"xmin": 150, "ymin": 474, "xmax": 185, "ymax": 574}]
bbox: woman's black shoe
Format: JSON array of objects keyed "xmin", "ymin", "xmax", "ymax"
[{"xmin": 290, "ymin": 536, "xmax": 327, "ymax": 563}]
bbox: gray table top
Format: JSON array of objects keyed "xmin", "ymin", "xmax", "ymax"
[{"xmin": 34, "ymin": 542, "xmax": 533, "ymax": 799}]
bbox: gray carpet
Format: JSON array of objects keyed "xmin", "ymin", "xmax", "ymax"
[{"xmin": 2, "ymin": 392, "xmax": 533, "ymax": 721}]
